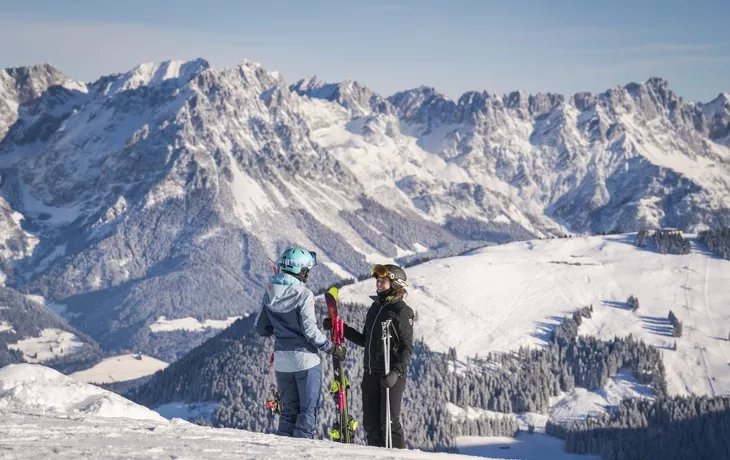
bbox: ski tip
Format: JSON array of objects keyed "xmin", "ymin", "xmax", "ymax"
[{"xmin": 327, "ymin": 286, "xmax": 339, "ymax": 300}]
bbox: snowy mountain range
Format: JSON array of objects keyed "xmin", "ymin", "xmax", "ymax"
[{"xmin": 0, "ymin": 58, "xmax": 729, "ymax": 362}]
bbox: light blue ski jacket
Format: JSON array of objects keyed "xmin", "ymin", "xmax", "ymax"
[{"xmin": 255, "ymin": 272, "xmax": 332, "ymax": 372}]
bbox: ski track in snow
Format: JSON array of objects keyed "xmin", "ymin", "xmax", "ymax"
[{"xmin": 681, "ymin": 250, "xmax": 714, "ymax": 395}]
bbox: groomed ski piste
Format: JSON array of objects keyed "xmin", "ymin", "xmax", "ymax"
[{"xmin": 341, "ymin": 234, "xmax": 730, "ymax": 399}]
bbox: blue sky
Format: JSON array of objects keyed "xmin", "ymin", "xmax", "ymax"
[{"xmin": 1, "ymin": 0, "xmax": 728, "ymax": 101}]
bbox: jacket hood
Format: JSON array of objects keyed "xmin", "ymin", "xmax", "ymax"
[{"xmin": 265, "ymin": 272, "xmax": 308, "ymax": 313}]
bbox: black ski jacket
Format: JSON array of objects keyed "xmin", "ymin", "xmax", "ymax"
[{"xmin": 344, "ymin": 295, "xmax": 414, "ymax": 375}]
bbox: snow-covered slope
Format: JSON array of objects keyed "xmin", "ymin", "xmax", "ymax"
[
  {"xmin": 148, "ymin": 315, "xmax": 243, "ymax": 332},
  {"xmin": 340, "ymin": 234, "xmax": 730, "ymax": 397},
  {"xmin": 457, "ymin": 433, "xmax": 597, "ymax": 460},
  {"xmin": 0, "ymin": 364, "xmax": 165, "ymax": 421},
  {"xmin": 6, "ymin": 328, "xmax": 84, "ymax": 362},
  {"xmin": 0, "ymin": 363, "xmax": 506, "ymax": 459},
  {"xmin": 0, "ymin": 410, "xmax": 509, "ymax": 460},
  {"xmin": 69, "ymin": 354, "xmax": 168, "ymax": 384},
  {"xmin": 0, "ymin": 286, "xmax": 98, "ymax": 368},
  {"xmin": 446, "ymin": 369, "xmax": 654, "ymax": 428}
]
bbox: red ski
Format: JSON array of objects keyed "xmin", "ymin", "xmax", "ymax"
[{"xmin": 325, "ymin": 287, "xmax": 357, "ymax": 442}]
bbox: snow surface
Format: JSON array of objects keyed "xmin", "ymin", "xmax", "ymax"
[
  {"xmin": 6, "ymin": 328, "xmax": 84, "ymax": 363},
  {"xmin": 445, "ymin": 369, "xmax": 652, "ymax": 446},
  {"xmin": 0, "ymin": 410, "xmax": 511, "ymax": 460},
  {"xmin": 0, "ymin": 197, "xmax": 39, "ymax": 264},
  {"xmin": 154, "ymin": 401, "xmax": 219, "ymax": 422},
  {"xmin": 0, "ymin": 364, "xmax": 166, "ymax": 422},
  {"xmin": 69, "ymin": 354, "xmax": 169, "ymax": 384},
  {"xmin": 457, "ymin": 434, "xmax": 599, "ymax": 460},
  {"xmin": 31, "ymin": 243, "xmax": 67, "ymax": 274},
  {"xmin": 548, "ymin": 370, "xmax": 654, "ymax": 423},
  {"xmin": 323, "ymin": 261, "xmax": 355, "ymax": 279},
  {"xmin": 0, "ymin": 363, "xmax": 600, "ymax": 460},
  {"xmin": 18, "ymin": 178, "xmax": 83, "ymax": 225},
  {"xmin": 0, "ymin": 321, "xmax": 14, "ymax": 333},
  {"xmin": 339, "ymin": 235, "xmax": 730, "ymax": 397},
  {"xmin": 148, "ymin": 315, "xmax": 243, "ymax": 332}
]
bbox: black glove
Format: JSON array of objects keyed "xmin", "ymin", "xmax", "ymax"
[
  {"xmin": 323, "ymin": 318, "xmax": 349, "ymax": 331},
  {"xmin": 380, "ymin": 370, "xmax": 401, "ymax": 388},
  {"xmin": 328, "ymin": 343, "xmax": 347, "ymax": 361}
]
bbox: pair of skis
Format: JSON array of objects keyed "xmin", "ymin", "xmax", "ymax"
[
  {"xmin": 325, "ymin": 287, "xmax": 358, "ymax": 443},
  {"xmin": 326, "ymin": 288, "xmax": 398, "ymax": 447},
  {"xmin": 263, "ymin": 284, "xmax": 359, "ymax": 443}
]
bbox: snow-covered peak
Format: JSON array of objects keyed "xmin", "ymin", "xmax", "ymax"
[
  {"xmin": 701, "ymin": 92, "xmax": 730, "ymax": 143},
  {"xmin": 390, "ymin": 85, "xmax": 446, "ymax": 101},
  {"xmin": 571, "ymin": 91, "xmax": 596, "ymax": 111},
  {"xmin": 388, "ymin": 85, "xmax": 450, "ymax": 111},
  {"xmin": 503, "ymin": 90, "xmax": 530, "ymax": 110},
  {"xmin": 107, "ymin": 58, "xmax": 210, "ymax": 94},
  {"xmin": 624, "ymin": 76, "xmax": 680, "ymax": 114},
  {"xmin": 704, "ymin": 92, "xmax": 730, "ymax": 111},
  {"xmin": 1, "ymin": 63, "xmax": 74, "ymax": 102},
  {"xmin": 457, "ymin": 90, "xmax": 493, "ymax": 108},
  {"xmin": 290, "ymin": 75, "xmax": 326, "ymax": 93},
  {"xmin": 644, "ymin": 76, "xmax": 671, "ymax": 91},
  {"xmin": 291, "ymin": 76, "xmax": 385, "ymax": 115},
  {"xmin": 0, "ymin": 63, "xmax": 87, "ymax": 139},
  {"xmin": 0, "ymin": 364, "xmax": 167, "ymax": 422},
  {"xmin": 236, "ymin": 58, "xmax": 284, "ymax": 87}
]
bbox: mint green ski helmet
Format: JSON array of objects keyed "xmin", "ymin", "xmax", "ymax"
[{"xmin": 278, "ymin": 247, "xmax": 318, "ymax": 275}]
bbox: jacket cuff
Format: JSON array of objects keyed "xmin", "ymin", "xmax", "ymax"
[{"xmin": 318, "ymin": 339, "xmax": 333, "ymax": 352}]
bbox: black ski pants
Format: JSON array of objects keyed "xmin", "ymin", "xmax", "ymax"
[{"xmin": 361, "ymin": 370, "xmax": 406, "ymax": 448}]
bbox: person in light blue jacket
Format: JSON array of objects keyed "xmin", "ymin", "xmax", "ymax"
[{"xmin": 255, "ymin": 247, "xmax": 347, "ymax": 439}]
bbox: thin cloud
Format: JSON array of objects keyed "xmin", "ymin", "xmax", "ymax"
[
  {"xmin": 543, "ymin": 25, "xmax": 650, "ymax": 38},
  {"xmin": 621, "ymin": 43, "xmax": 729, "ymax": 53},
  {"xmin": 559, "ymin": 43, "xmax": 729, "ymax": 55}
]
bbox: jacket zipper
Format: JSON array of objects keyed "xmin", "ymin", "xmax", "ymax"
[{"xmin": 368, "ymin": 303, "xmax": 386, "ymax": 374}]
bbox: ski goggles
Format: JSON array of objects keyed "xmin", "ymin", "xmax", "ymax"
[
  {"xmin": 280, "ymin": 250, "xmax": 318, "ymax": 269},
  {"xmin": 371, "ymin": 264, "xmax": 394, "ymax": 280}
]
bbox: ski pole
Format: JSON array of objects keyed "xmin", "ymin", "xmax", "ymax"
[{"xmin": 381, "ymin": 320, "xmax": 393, "ymax": 448}]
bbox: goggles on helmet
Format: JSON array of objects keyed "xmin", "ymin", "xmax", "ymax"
[
  {"xmin": 280, "ymin": 250, "xmax": 318, "ymax": 269},
  {"xmin": 371, "ymin": 264, "xmax": 394, "ymax": 280}
]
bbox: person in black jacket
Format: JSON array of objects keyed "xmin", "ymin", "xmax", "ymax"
[{"xmin": 324, "ymin": 263, "xmax": 414, "ymax": 449}]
